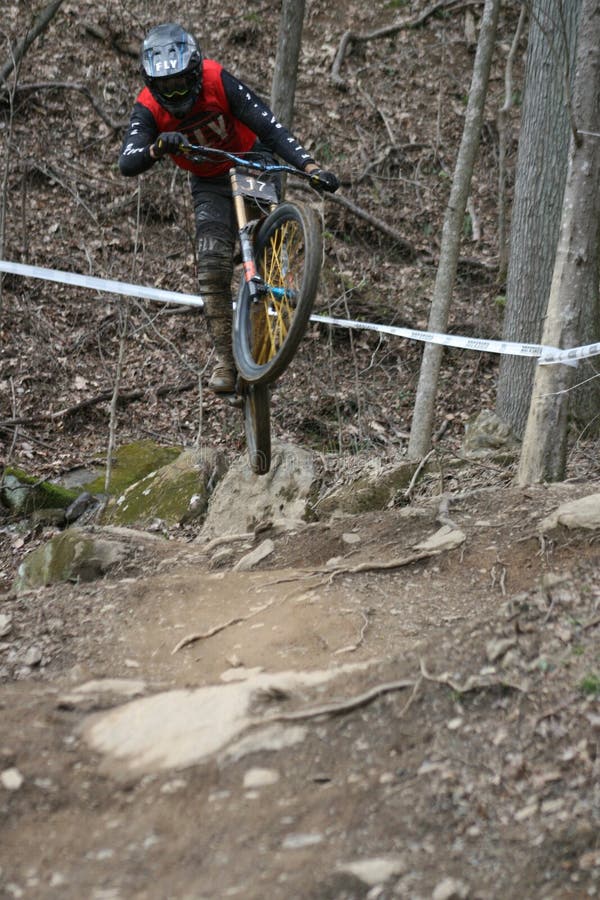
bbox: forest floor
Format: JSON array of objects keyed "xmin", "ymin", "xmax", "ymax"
[
  {"xmin": 2, "ymin": 1, "xmax": 600, "ymax": 897},
  {"xmin": 1, "ymin": 474, "xmax": 600, "ymax": 899}
]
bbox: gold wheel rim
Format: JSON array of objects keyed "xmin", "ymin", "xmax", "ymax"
[{"xmin": 251, "ymin": 220, "xmax": 303, "ymax": 365}]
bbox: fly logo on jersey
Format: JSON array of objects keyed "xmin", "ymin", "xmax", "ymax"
[{"xmin": 184, "ymin": 111, "xmax": 232, "ymax": 147}]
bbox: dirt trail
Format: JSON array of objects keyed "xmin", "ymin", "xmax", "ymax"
[{"xmin": 1, "ymin": 480, "xmax": 600, "ymax": 899}]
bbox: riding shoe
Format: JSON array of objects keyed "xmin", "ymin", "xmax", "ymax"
[{"xmin": 208, "ymin": 362, "xmax": 237, "ymax": 394}]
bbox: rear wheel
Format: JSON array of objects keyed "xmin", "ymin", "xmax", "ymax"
[
  {"xmin": 233, "ymin": 201, "xmax": 322, "ymax": 385},
  {"xmin": 243, "ymin": 383, "xmax": 271, "ymax": 475}
]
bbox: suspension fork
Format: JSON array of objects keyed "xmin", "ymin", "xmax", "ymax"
[{"xmin": 230, "ymin": 167, "xmax": 264, "ymax": 302}]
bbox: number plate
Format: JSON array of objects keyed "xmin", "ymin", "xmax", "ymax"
[{"xmin": 236, "ymin": 174, "xmax": 278, "ymax": 203}]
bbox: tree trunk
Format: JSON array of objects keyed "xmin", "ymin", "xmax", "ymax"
[
  {"xmin": 270, "ymin": 0, "xmax": 306, "ymax": 129},
  {"xmin": 518, "ymin": 0, "xmax": 600, "ymax": 485},
  {"xmin": 496, "ymin": 0, "xmax": 580, "ymax": 437},
  {"xmin": 407, "ymin": 0, "xmax": 501, "ymax": 460}
]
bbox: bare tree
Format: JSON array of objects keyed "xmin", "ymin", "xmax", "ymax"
[
  {"xmin": 496, "ymin": 0, "xmax": 581, "ymax": 437},
  {"xmin": 517, "ymin": 0, "xmax": 600, "ymax": 485},
  {"xmin": 407, "ymin": 0, "xmax": 501, "ymax": 460},
  {"xmin": 270, "ymin": 0, "xmax": 305, "ymax": 130},
  {"xmin": 496, "ymin": 2, "xmax": 527, "ymax": 281}
]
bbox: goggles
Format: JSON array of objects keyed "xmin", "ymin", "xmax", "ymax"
[{"xmin": 158, "ymin": 74, "xmax": 193, "ymax": 98}]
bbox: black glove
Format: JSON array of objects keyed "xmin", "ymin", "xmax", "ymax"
[
  {"xmin": 309, "ymin": 169, "xmax": 339, "ymax": 193},
  {"xmin": 153, "ymin": 131, "xmax": 190, "ymax": 159}
]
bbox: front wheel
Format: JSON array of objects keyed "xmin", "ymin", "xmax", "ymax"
[
  {"xmin": 243, "ymin": 383, "xmax": 271, "ymax": 475},
  {"xmin": 233, "ymin": 201, "xmax": 322, "ymax": 385}
]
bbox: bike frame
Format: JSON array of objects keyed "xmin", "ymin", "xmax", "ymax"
[{"xmin": 184, "ymin": 144, "xmax": 315, "ymax": 303}]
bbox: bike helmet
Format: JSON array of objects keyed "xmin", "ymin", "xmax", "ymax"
[{"xmin": 141, "ymin": 23, "xmax": 203, "ymax": 117}]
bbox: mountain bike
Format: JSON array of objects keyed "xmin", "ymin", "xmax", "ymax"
[{"xmin": 183, "ymin": 143, "xmax": 326, "ymax": 475}]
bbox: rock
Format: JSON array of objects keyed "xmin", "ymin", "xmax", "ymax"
[
  {"xmin": 69, "ymin": 678, "xmax": 146, "ymax": 697},
  {"xmin": 461, "ymin": 409, "xmax": 519, "ymax": 459},
  {"xmin": 22, "ymin": 647, "xmax": 42, "ymax": 667},
  {"xmin": 103, "ymin": 447, "xmax": 226, "ymax": 528},
  {"xmin": 1, "ymin": 767, "xmax": 24, "ymax": 791},
  {"xmin": 233, "ymin": 538, "xmax": 275, "ymax": 572},
  {"xmin": 485, "ymin": 637, "xmax": 517, "ymax": 663},
  {"xmin": 1, "ymin": 469, "xmax": 79, "ymax": 515},
  {"xmin": 78, "ymin": 440, "xmax": 182, "ymax": 497},
  {"xmin": 200, "ymin": 441, "xmax": 317, "ymax": 538},
  {"xmin": 243, "ymin": 767, "xmax": 279, "ymax": 788},
  {"xmin": 281, "ymin": 832, "xmax": 323, "ymax": 849},
  {"xmin": 338, "ymin": 856, "xmax": 406, "ymax": 886},
  {"xmin": 0, "ymin": 614, "xmax": 12, "ymax": 637},
  {"xmin": 539, "ymin": 493, "xmax": 600, "ymax": 533},
  {"xmin": 414, "ymin": 525, "xmax": 466, "ymax": 553},
  {"xmin": 30, "ymin": 508, "xmax": 67, "ymax": 528},
  {"xmin": 432, "ymin": 876, "xmax": 470, "ymax": 900},
  {"xmin": 64, "ymin": 491, "xmax": 97, "ymax": 524},
  {"xmin": 209, "ymin": 547, "xmax": 235, "ymax": 569},
  {"xmin": 83, "ymin": 666, "xmax": 358, "ymax": 777},
  {"xmin": 160, "ymin": 779, "xmax": 187, "ymax": 795},
  {"xmin": 224, "ymin": 724, "xmax": 307, "ymax": 762},
  {"xmin": 14, "ymin": 528, "xmax": 127, "ymax": 594},
  {"xmin": 57, "ymin": 678, "xmax": 147, "ymax": 711},
  {"xmin": 1, "ymin": 474, "xmax": 30, "ymax": 515},
  {"xmin": 317, "ymin": 460, "xmax": 418, "ymax": 517}
]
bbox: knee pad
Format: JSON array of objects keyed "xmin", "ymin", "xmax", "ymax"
[{"xmin": 196, "ymin": 230, "xmax": 234, "ymax": 292}]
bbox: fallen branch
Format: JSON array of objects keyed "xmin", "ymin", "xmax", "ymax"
[
  {"xmin": 328, "ymin": 549, "xmax": 436, "ymax": 577},
  {"xmin": 80, "ymin": 20, "xmax": 138, "ymax": 58},
  {"xmin": 334, "ymin": 609, "xmax": 370, "ymax": 655},
  {"xmin": 260, "ymin": 549, "xmax": 439, "ymax": 598},
  {"xmin": 171, "ymin": 590, "xmax": 281, "ymax": 654},
  {"xmin": 404, "ymin": 448, "xmax": 435, "ymax": 500},
  {"xmin": 201, "ymin": 532, "xmax": 256, "ymax": 553},
  {"xmin": 13, "ymin": 81, "xmax": 127, "ymax": 129},
  {"xmin": 0, "ymin": 0, "xmax": 65, "ymax": 86},
  {"xmin": 328, "ymin": 191, "xmax": 429, "ymax": 260},
  {"xmin": 0, "ymin": 378, "xmax": 198, "ymax": 427},
  {"xmin": 331, "ymin": 0, "xmax": 481, "ymax": 87},
  {"xmin": 419, "ymin": 658, "xmax": 526, "ymax": 694},
  {"xmin": 171, "ymin": 616, "xmax": 247, "ymax": 654},
  {"xmin": 258, "ymin": 676, "xmax": 417, "ymax": 723},
  {"xmin": 200, "ymin": 521, "xmax": 273, "ymax": 554},
  {"xmin": 295, "ymin": 184, "xmax": 496, "ymax": 271}
]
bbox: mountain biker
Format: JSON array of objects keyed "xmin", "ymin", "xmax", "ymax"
[{"xmin": 118, "ymin": 22, "xmax": 339, "ymax": 394}]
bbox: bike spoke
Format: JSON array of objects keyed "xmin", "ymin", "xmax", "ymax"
[
  {"xmin": 254, "ymin": 221, "xmax": 305, "ymax": 364},
  {"xmin": 233, "ymin": 201, "xmax": 321, "ymax": 385}
]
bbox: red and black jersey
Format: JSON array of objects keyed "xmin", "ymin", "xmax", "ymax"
[{"xmin": 119, "ymin": 59, "xmax": 314, "ymax": 178}]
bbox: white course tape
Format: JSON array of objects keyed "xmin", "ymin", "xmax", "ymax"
[
  {"xmin": 2, "ymin": 259, "xmax": 599, "ymax": 366},
  {"xmin": 536, "ymin": 341, "xmax": 600, "ymax": 366},
  {"xmin": 0, "ymin": 260, "xmax": 204, "ymax": 309},
  {"xmin": 309, "ymin": 313, "xmax": 566, "ymax": 362}
]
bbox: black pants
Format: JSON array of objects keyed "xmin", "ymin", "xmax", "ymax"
[
  {"xmin": 191, "ymin": 143, "xmax": 281, "ymax": 361},
  {"xmin": 190, "ymin": 142, "xmax": 281, "ymax": 255}
]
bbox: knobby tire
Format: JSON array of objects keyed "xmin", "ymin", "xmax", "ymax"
[
  {"xmin": 233, "ymin": 201, "xmax": 322, "ymax": 386},
  {"xmin": 243, "ymin": 383, "xmax": 271, "ymax": 475}
]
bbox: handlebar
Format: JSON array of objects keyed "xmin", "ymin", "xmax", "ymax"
[{"xmin": 181, "ymin": 143, "xmax": 331, "ymax": 190}]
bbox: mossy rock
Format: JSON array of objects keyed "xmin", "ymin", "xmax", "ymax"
[
  {"xmin": 14, "ymin": 528, "xmax": 127, "ymax": 594},
  {"xmin": 317, "ymin": 461, "xmax": 418, "ymax": 516},
  {"xmin": 1, "ymin": 468, "xmax": 79, "ymax": 515},
  {"xmin": 102, "ymin": 448, "xmax": 226, "ymax": 528},
  {"xmin": 83, "ymin": 440, "xmax": 182, "ymax": 496}
]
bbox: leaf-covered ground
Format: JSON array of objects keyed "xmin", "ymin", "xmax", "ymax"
[
  {"xmin": 1, "ymin": 0, "xmax": 517, "ymax": 487},
  {"xmin": 2, "ymin": 3, "xmax": 600, "ymax": 898}
]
